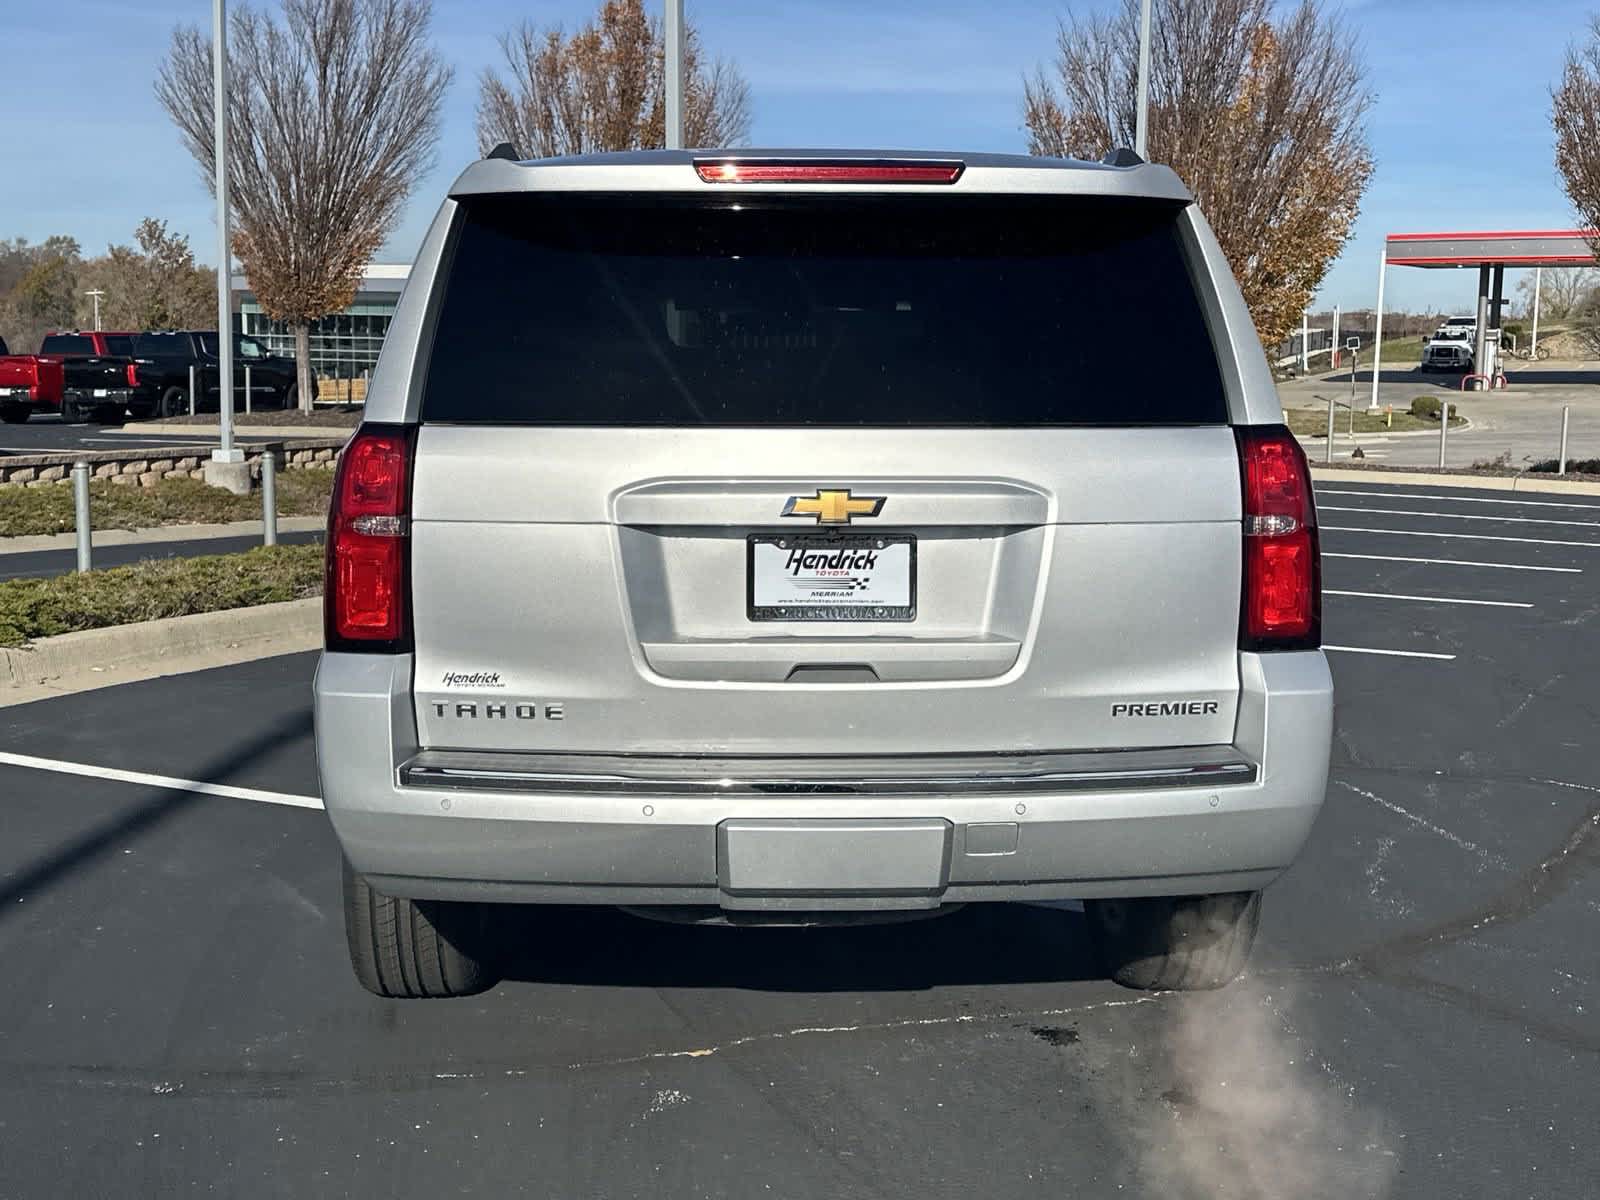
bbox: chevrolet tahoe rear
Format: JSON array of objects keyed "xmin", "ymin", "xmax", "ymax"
[{"xmin": 314, "ymin": 149, "xmax": 1333, "ymax": 999}]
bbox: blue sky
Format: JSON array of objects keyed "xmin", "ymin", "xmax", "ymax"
[{"xmin": 0, "ymin": 0, "xmax": 1591, "ymax": 314}]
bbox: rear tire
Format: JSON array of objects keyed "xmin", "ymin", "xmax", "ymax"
[
  {"xmin": 284, "ymin": 383, "xmax": 300, "ymax": 411},
  {"xmin": 0, "ymin": 403, "xmax": 28, "ymax": 424},
  {"xmin": 342, "ymin": 856, "xmax": 498, "ymax": 999},
  {"xmin": 59, "ymin": 396, "xmax": 88, "ymax": 425},
  {"xmin": 159, "ymin": 386, "xmax": 189, "ymax": 418},
  {"xmin": 1086, "ymin": 891, "xmax": 1262, "ymax": 991}
]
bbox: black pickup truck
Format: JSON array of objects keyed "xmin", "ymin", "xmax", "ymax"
[
  {"xmin": 122, "ymin": 331, "xmax": 305, "ymax": 418},
  {"xmin": 40, "ymin": 331, "xmax": 145, "ymax": 425}
]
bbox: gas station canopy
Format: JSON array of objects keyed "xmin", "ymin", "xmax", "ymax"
[
  {"xmin": 1384, "ymin": 229, "xmax": 1597, "ymax": 268},
  {"xmin": 1365, "ymin": 228, "xmax": 1598, "ymax": 403}
]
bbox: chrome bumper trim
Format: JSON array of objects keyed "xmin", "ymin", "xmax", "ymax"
[{"xmin": 398, "ymin": 746, "xmax": 1257, "ymax": 796}]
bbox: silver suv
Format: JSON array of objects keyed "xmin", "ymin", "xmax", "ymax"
[{"xmin": 314, "ymin": 149, "xmax": 1332, "ymax": 998}]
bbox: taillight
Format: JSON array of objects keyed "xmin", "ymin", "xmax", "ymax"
[
  {"xmin": 1237, "ymin": 426, "xmax": 1320, "ymax": 650},
  {"xmin": 325, "ymin": 424, "xmax": 414, "ymax": 652},
  {"xmin": 125, "ymin": 363, "xmax": 140, "ymax": 387},
  {"xmin": 694, "ymin": 159, "xmax": 964, "ymax": 185}
]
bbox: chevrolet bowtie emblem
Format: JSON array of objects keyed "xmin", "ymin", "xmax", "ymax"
[{"xmin": 781, "ymin": 489, "xmax": 886, "ymax": 525}]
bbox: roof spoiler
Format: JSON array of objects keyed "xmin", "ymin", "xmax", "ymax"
[
  {"xmin": 1101, "ymin": 147, "xmax": 1144, "ymax": 167},
  {"xmin": 485, "ymin": 141, "xmax": 522, "ymax": 162}
]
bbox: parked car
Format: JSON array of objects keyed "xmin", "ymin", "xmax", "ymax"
[
  {"xmin": 315, "ymin": 148, "xmax": 1332, "ymax": 999},
  {"xmin": 124, "ymin": 331, "xmax": 305, "ymax": 418},
  {"xmin": 0, "ymin": 331, "xmax": 139, "ymax": 424},
  {"xmin": 46, "ymin": 331, "xmax": 148, "ymax": 424},
  {"xmin": 0, "ymin": 334, "xmax": 66, "ymax": 423}
]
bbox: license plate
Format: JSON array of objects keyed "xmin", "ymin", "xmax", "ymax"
[
  {"xmin": 748, "ymin": 533, "xmax": 916, "ymax": 622},
  {"xmin": 93, "ymin": 389, "xmax": 108, "ymax": 397}
]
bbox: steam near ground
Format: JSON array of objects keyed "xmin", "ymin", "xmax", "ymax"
[{"xmin": 1119, "ymin": 980, "xmax": 1396, "ymax": 1199}]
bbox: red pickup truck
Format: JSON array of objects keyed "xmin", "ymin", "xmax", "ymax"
[
  {"xmin": 0, "ymin": 331, "xmax": 141, "ymax": 424},
  {"xmin": 0, "ymin": 334, "xmax": 65, "ymax": 421}
]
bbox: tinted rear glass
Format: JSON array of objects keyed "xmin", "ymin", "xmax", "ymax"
[
  {"xmin": 134, "ymin": 333, "xmax": 188, "ymax": 356},
  {"xmin": 41, "ymin": 335, "xmax": 93, "ymax": 355},
  {"xmin": 422, "ymin": 194, "xmax": 1228, "ymax": 426},
  {"xmin": 104, "ymin": 335, "xmax": 134, "ymax": 356}
]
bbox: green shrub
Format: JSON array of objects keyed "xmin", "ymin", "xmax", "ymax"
[
  {"xmin": 1410, "ymin": 396, "xmax": 1442, "ymax": 420},
  {"xmin": 0, "ymin": 544, "xmax": 323, "ymax": 646}
]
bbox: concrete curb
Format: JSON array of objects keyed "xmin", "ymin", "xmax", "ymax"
[
  {"xmin": 0, "ymin": 517, "xmax": 325, "ymax": 555},
  {"xmin": 1, "ymin": 598, "xmax": 320, "ymax": 705},
  {"xmin": 1311, "ymin": 466, "xmax": 1600, "ymax": 496}
]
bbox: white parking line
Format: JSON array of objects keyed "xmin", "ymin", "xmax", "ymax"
[
  {"xmin": 1324, "ymin": 589, "xmax": 1532, "ymax": 609},
  {"xmin": 1320, "ymin": 505, "xmax": 1600, "ymax": 529},
  {"xmin": 1323, "ymin": 552, "xmax": 1580, "ymax": 573},
  {"xmin": 1323, "ymin": 645, "xmax": 1457, "ymax": 660},
  {"xmin": 1316, "ymin": 488, "xmax": 1600, "ymax": 511},
  {"xmin": 0, "ymin": 751, "xmax": 323, "ymax": 809},
  {"xmin": 1323, "ymin": 526, "xmax": 1600, "ymax": 549}
]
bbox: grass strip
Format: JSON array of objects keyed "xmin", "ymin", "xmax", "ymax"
[
  {"xmin": 0, "ymin": 543, "xmax": 323, "ymax": 647},
  {"xmin": 0, "ymin": 471, "xmax": 333, "ymax": 538},
  {"xmin": 1284, "ymin": 407, "xmax": 1465, "ymax": 437}
]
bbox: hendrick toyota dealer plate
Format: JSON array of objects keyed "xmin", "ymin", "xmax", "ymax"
[{"xmin": 748, "ymin": 533, "xmax": 916, "ymax": 622}]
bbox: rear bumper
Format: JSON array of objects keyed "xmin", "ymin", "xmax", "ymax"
[{"xmin": 314, "ymin": 651, "xmax": 1332, "ymax": 908}]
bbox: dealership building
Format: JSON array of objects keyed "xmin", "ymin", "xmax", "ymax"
[{"xmin": 233, "ymin": 264, "xmax": 410, "ymax": 380}]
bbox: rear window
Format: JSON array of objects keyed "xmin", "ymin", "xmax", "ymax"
[
  {"xmin": 421, "ymin": 194, "xmax": 1228, "ymax": 426},
  {"xmin": 104, "ymin": 335, "xmax": 134, "ymax": 357},
  {"xmin": 41, "ymin": 334, "xmax": 94, "ymax": 355},
  {"xmin": 133, "ymin": 333, "xmax": 188, "ymax": 356}
]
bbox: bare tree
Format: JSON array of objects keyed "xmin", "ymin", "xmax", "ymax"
[
  {"xmin": 1553, "ymin": 19, "xmax": 1600, "ymax": 356},
  {"xmin": 1515, "ymin": 266, "xmax": 1598, "ymax": 323},
  {"xmin": 476, "ymin": 0, "xmax": 751, "ymax": 157},
  {"xmin": 156, "ymin": 0, "xmax": 452, "ymax": 410},
  {"xmin": 1024, "ymin": 0, "xmax": 1373, "ymax": 350},
  {"xmin": 80, "ymin": 219, "xmax": 215, "ymax": 332}
]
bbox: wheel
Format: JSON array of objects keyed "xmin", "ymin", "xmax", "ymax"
[
  {"xmin": 1085, "ymin": 891, "xmax": 1262, "ymax": 991},
  {"xmin": 159, "ymin": 386, "xmax": 189, "ymax": 418},
  {"xmin": 284, "ymin": 383, "xmax": 300, "ymax": 411},
  {"xmin": 342, "ymin": 856, "xmax": 498, "ymax": 999},
  {"xmin": 1536, "ymin": 346, "xmax": 1551, "ymax": 361},
  {"xmin": 59, "ymin": 396, "xmax": 88, "ymax": 425},
  {"xmin": 0, "ymin": 403, "xmax": 28, "ymax": 424}
]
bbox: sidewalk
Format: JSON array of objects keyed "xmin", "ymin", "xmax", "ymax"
[{"xmin": 0, "ymin": 516, "xmax": 324, "ymax": 555}]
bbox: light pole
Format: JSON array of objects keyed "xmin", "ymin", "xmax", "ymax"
[
  {"xmin": 84, "ymin": 289, "xmax": 105, "ymax": 332},
  {"xmin": 1134, "ymin": 0, "xmax": 1153, "ymax": 157},
  {"xmin": 211, "ymin": 0, "xmax": 242, "ymax": 470},
  {"xmin": 665, "ymin": 0, "xmax": 684, "ymax": 150}
]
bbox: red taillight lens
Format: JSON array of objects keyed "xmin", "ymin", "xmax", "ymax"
[
  {"xmin": 326, "ymin": 424, "xmax": 414, "ymax": 651},
  {"xmin": 1237, "ymin": 426, "xmax": 1320, "ymax": 649},
  {"xmin": 694, "ymin": 160, "xmax": 964, "ymax": 185},
  {"xmin": 125, "ymin": 363, "xmax": 139, "ymax": 387}
]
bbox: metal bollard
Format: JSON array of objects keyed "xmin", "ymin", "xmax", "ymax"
[
  {"xmin": 1559, "ymin": 405, "xmax": 1570, "ymax": 476},
  {"xmin": 1438, "ymin": 400, "xmax": 1450, "ymax": 468},
  {"xmin": 1325, "ymin": 394, "xmax": 1336, "ymax": 465},
  {"xmin": 245, "ymin": 365, "xmax": 252, "ymax": 415},
  {"xmin": 72, "ymin": 461, "xmax": 92, "ymax": 573},
  {"xmin": 261, "ymin": 451, "xmax": 278, "ymax": 546},
  {"xmin": 188, "ymin": 364, "xmax": 197, "ymax": 417}
]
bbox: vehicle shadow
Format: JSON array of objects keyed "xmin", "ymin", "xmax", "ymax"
[
  {"xmin": 1321, "ymin": 366, "xmax": 1600, "ymax": 387},
  {"xmin": 488, "ymin": 900, "xmax": 1107, "ymax": 993}
]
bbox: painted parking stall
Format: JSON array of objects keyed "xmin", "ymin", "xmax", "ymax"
[{"xmin": 1315, "ymin": 479, "xmax": 1599, "ymax": 663}]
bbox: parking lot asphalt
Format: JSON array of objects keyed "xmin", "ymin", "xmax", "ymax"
[
  {"xmin": 0, "ymin": 529, "xmax": 322, "ymax": 581},
  {"xmin": 1, "ymin": 416, "xmax": 287, "ymax": 455},
  {"xmin": 1, "ymin": 479, "xmax": 1596, "ymax": 1198}
]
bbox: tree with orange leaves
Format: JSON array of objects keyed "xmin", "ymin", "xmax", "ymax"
[
  {"xmin": 1024, "ymin": 0, "xmax": 1372, "ymax": 351},
  {"xmin": 477, "ymin": 0, "xmax": 751, "ymax": 158}
]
